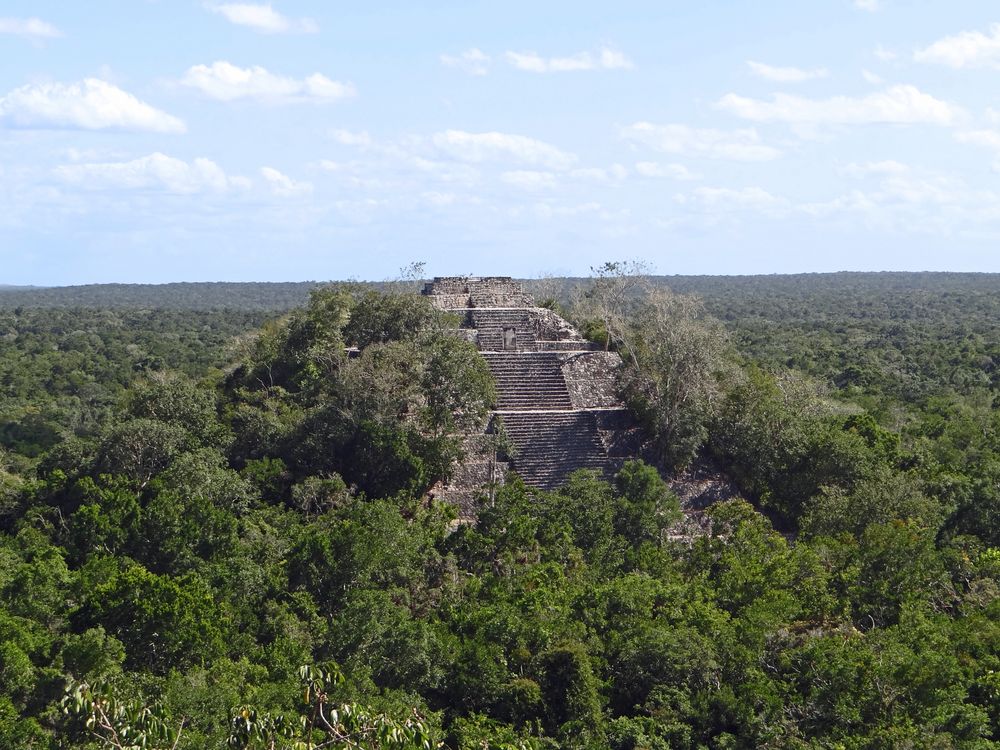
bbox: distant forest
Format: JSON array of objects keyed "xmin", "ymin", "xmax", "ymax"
[
  {"xmin": 0, "ymin": 272, "xmax": 998, "ymax": 749},
  {"xmin": 4, "ymin": 271, "xmax": 998, "ymax": 313}
]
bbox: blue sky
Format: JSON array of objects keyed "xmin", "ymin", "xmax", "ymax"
[{"xmin": 2, "ymin": 1, "xmax": 1000, "ymax": 283}]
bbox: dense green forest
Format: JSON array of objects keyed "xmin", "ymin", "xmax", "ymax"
[
  {"xmin": 0, "ymin": 283, "xmax": 319, "ymax": 310},
  {"xmin": 0, "ymin": 273, "xmax": 998, "ymax": 748}
]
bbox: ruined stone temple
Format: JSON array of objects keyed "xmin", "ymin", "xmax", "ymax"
[{"xmin": 423, "ymin": 276, "xmax": 642, "ymax": 510}]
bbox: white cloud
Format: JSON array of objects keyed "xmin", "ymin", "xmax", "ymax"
[
  {"xmin": 680, "ymin": 186, "xmax": 789, "ymax": 214},
  {"xmin": 316, "ymin": 138, "xmax": 483, "ymax": 191},
  {"xmin": 956, "ymin": 129, "xmax": 1000, "ymax": 150},
  {"xmin": 874, "ymin": 45, "xmax": 898, "ymax": 62},
  {"xmin": 568, "ymin": 164, "xmax": 628, "ymax": 183},
  {"xmin": 854, "ymin": 0, "xmax": 880, "ymax": 11},
  {"xmin": 55, "ymin": 153, "xmax": 244, "ymax": 194},
  {"xmin": 837, "ymin": 161, "xmax": 970, "ymax": 208},
  {"xmin": 840, "ymin": 160, "xmax": 909, "ymax": 177},
  {"xmin": 915, "ymin": 24, "xmax": 1000, "ymax": 69},
  {"xmin": 955, "ymin": 129, "xmax": 1000, "ymax": 170},
  {"xmin": 862, "ymin": 69, "xmax": 883, "ymax": 85},
  {"xmin": 440, "ymin": 48, "xmax": 491, "ymax": 76},
  {"xmin": 621, "ymin": 122, "xmax": 780, "ymax": 161},
  {"xmin": 261, "ymin": 166, "xmax": 312, "ymax": 196},
  {"xmin": 635, "ymin": 162, "xmax": 700, "ymax": 180},
  {"xmin": 207, "ymin": 3, "xmax": 318, "ymax": 34},
  {"xmin": 0, "ymin": 17, "xmax": 61, "ymax": 39},
  {"xmin": 422, "ymin": 191, "xmax": 461, "ymax": 207},
  {"xmin": 0, "ymin": 79, "xmax": 185, "ymax": 133},
  {"xmin": 747, "ymin": 61, "xmax": 828, "ymax": 83},
  {"xmin": 667, "ymin": 161, "xmax": 1000, "ymax": 236},
  {"xmin": 504, "ymin": 47, "xmax": 633, "ymax": 73},
  {"xmin": 525, "ymin": 201, "xmax": 605, "ymax": 220},
  {"xmin": 329, "ymin": 129, "xmax": 372, "ymax": 147},
  {"xmin": 716, "ymin": 85, "xmax": 961, "ymax": 125},
  {"xmin": 501, "ymin": 170, "xmax": 557, "ymax": 190},
  {"xmin": 431, "ymin": 130, "xmax": 577, "ymax": 170},
  {"xmin": 878, "ymin": 173, "xmax": 963, "ymax": 205},
  {"xmin": 798, "ymin": 191, "xmax": 878, "ymax": 218},
  {"xmin": 181, "ymin": 61, "xmax": 355, "ymax": 103}
]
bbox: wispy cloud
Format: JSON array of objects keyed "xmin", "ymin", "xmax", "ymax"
[
  {"xmin": 621, "ymin": 122, "xmax": 780, "ymax": 161},
  {"xmin": 955, "ymin": 129, "xmax": 1000, "ymax": 170},
  {"xmin": 635, "ymin": 162, "xmax": 700, "ymax": 180},
  {"xmin": 840, "ymin": 162, "xmax": 970, "ymax": 208},
  {"xmin": 0, "ymin": 17, "xmax": 62, "ymax": 39},
  {"xmin": 431, "ymin": 130, "xmax": 577, "ymax": 170},
  {"xmin": 677, "ymin": 185, "xmax": 790, "ymax": 216},
  {"xmin": 915, "ymin": 24, "xmax": 1000, "ymax": 69},
  {"xmin": 181, "ymin": 62, "xmax": 355, "ymax": 103},
  {"xmin": 854, "ymin": 0, "xmax": 880, "ymax": 12},
  {"xmin": 874, "ymin": 45, "xmax": 898, "ymax": 62},
  {"xmin": 206, "ymin": 3, "xmax": 318, "ymax": 34},
  {"xmin": 0, "ymin": 79, "xmax": 185, "ymax": 133},
  {"xmin": 261, "ymin": 166, "xmax": 312, "ymax": 196},
  {"xmin": 501, "ymin": 170, "xmax": 557, "ymax": 190},
  {"xmin": 504, "ymin": 47, "xmax": 633, "ymax": 73},
  {"xmin": 569, "ymin": 165, "xmax": 628, "ymax": 184},
  {"xmin": 440, "ymin": 48, "xmax": 491, "ymax": 76},
  {"xmin": 839, "ymin": 160, "xmax": 909, "ymax": 178},
  {"xmin": 747, "ymin": 61, "xmax": 828, "ymax": 83},
  {"xmin": 329, "ymin": 129, "xmax": 372, "ymax": 147},
  {"xmin": 55, "ymin": 153, "xmax": 247, "ymax": 194},
  {"xmin": 716, "ymin": 85, "xmax": 962, "ymax": 125}
]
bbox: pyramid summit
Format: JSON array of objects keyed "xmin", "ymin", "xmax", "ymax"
[{"xmin": 422, "ymin": 276, "xmax": 642, "ymax": 510}]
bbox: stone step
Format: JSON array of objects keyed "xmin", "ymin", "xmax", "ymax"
[
  {"xmin": 491, "ymin": 410, "xmax": 612, "ymax": 488},
  {"xmin": 482, "ymin": 352, "xmax": 574, "ymax": 411}
]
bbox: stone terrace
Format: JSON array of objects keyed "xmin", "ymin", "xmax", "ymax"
[{"xmin": 423, "ymin": 276, "xmax": 642, "ymax": 510}]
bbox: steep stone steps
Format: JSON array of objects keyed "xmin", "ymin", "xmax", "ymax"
[
  {"xmin": 469, "ymin": 308, "xmax": 534, "ymax": 328},
  {"xmin": 422, "ymin": 278, "xmax": 642, "ymax": 502},
  {"xmin": 470, "ymin": 309, "xmax": 538, "ymax": 352},
  {"xmin": 481, "ymin": 352, "xmax": 573, "ymax": 410},
  {"xmin": 494, "ymin": 411, "xmax": 611, "ymax": 489}
]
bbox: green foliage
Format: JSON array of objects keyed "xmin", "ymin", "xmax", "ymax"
[
  {"xmin": 1, "ymin": 276, "xmax": 1000, "ymax": 749},
  {"xmin": 575, "ymin": 270, "xmax": 733, "ymax": 469},
  {"xmin": 77, "ymin": 563, "xmax": 226, "ymax": 672},
  {"xmin": 616, "ymin": 289, "xmax": 734, "ymax": 469},
  {"xmin": 229, "ymin": 285, "xmax": 493, "ymax": 497},
  {"xmin": 62, "ymin": 678, "xmax": 183, "ymax": 750},
  {"xmin": 228, "ymin": 664, "xmax": 440, "ymax": 750}
]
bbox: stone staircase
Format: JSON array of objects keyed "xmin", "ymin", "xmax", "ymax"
[
  {"xmin": 469, "ymin": 309, "xmax": 537, "ymax": 351},
  {"xmin": 423, "ymin": 276, "xmax": 641, "ymax": 504},
  {"xmin": 481, "ymin": 352, "xmax": 573, "ymax": 410},
  {"xmin": 493, "ymin": 411, "xmax": 611, "ymax": 489}
]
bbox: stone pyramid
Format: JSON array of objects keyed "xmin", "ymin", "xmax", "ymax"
[{"xmin": 422, "ymin": 276, "xmax": 642, "ymax": 513}]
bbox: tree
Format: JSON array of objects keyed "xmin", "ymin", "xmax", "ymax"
[
  {"xmin": 535, "ymin": 641, "xmax": 604, "ymax": 744},
  {"xmin": 343, "ymin": 289, "xmax": 439, "ymax": 350},
  {"xmin": 62, "ymin": 678, "xmax": 185, "ymax": 750},
  {"xmin": 77, "ymin": 563, "xmax": 226, "ymax": 672},
  {"xmin": 230, "ymin": 286, "xmax": 493, "ymax": 496},
  {"xmin": 126, "ymin": 372, "xmax": 231, "ymax": 449},
  {"xmin": 228, "ymin": 664, "xmax": 440, "ymax": 749},
  {"xmin": 617, "ymin": 289, "xmax": 734, "ymax": 469},
  {"xmin": 579, "ymin": 260, "xmax": 651, "ymax": 352},
  {"xmin": 96, "ymin": 418, "xmax": 190, "ymax": 489},
  {"xmin": 63, "ymin": 665, "xmax": 442, "ymax": 750}
]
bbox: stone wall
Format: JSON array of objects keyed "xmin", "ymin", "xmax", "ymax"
[
  {"xmin": 560, "ymin": 351, "xmax": 624, "ymax": 409},
  {"xmin": 423, "ymin": 277, "xmax": 534, "ymax": 308},
  {"xmin": 428, "ymin": 293, "xmax": 471, "ymax": 310},
  {"xmin": 534, "ymin": 307, "xmax": 588, "ymax": 342}
]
